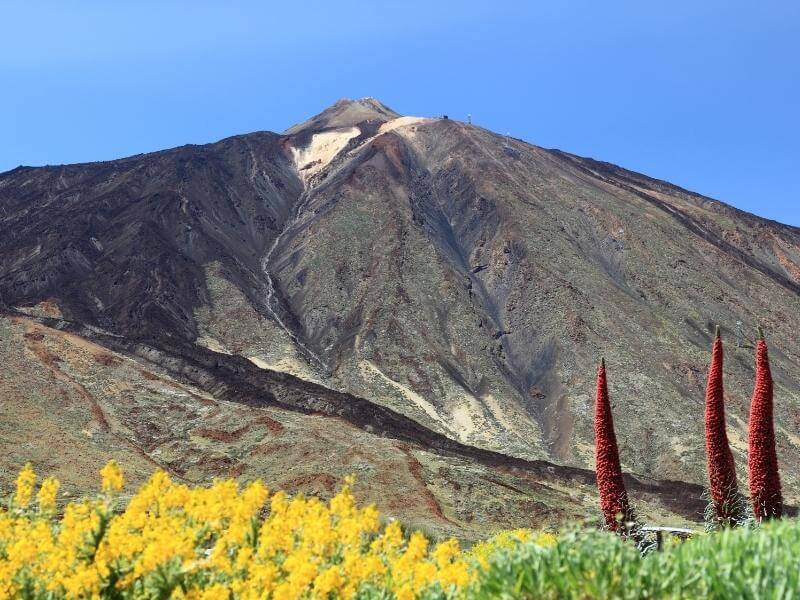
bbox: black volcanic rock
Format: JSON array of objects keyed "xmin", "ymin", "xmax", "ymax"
[{"xmin": 0, "ymin": 133, "xmax": 301, "ymax": 339}]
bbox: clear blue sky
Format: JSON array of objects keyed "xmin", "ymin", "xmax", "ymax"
[{"xmin": 2, "ymin": 1, "xmax": 798, "ymax": 224}]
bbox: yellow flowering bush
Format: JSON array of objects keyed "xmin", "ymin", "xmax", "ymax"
[
  {"xmin": 0, "ymin": 463, "xmax": 545, "ymax": 599},
  {"xmin": 468, "ymin": 528, "xmax": 557, "ymax": 571}
]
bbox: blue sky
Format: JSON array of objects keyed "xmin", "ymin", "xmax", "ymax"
[{"xmin": 2, "ymin": 1, "xmax": 798, "ymax": 224}]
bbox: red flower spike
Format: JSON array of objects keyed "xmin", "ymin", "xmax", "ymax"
[
  {"xmin": 704, "ymin": 326, "xmax": 739, "ymax": 522},
  {"xmin": 594, "ymin": 359, "xmax": 634, "ymax": 530},
  {"xmin": 748, "ymin": 328, "xmax": 783, "ymax": 521}
]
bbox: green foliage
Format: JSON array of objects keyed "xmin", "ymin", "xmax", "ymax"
[
  {"xmin": 470, "ymin": 519, "xmax": 800, "ymax": 599},
  {"xmin": 702, "ymin": 488, "xmax": 754, "ymax": 532}
]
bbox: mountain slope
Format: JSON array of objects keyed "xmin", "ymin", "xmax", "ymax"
[{"xmin": 3, "ymin": 98, "xmax": 800, "ymax": 527}]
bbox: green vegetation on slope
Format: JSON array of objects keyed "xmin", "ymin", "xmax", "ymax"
[{"xmin": 472, "ymin": 520, "xmax": 800, "ymax": 599}]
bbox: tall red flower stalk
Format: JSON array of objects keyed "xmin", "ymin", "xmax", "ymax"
[
  {"xmin": 748, "ymin": 327, "xmax": 783, "ymax": 521},
  {"xmin": 594, "ymin": 359, "xmax": 634, "ymax": 531},
  {"xmin": 704, "ymin": 326, "xmax": 740, "ymax": 523}
]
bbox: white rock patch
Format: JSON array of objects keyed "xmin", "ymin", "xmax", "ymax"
[
  {"xmin": 451, "ymin": 401, "xmax": 479, "ymax": 439},
  {"xmin": 248, "ymin": 355, "xmax": 325, "ymax": 385},
  {"xmin": 290, "ymin": 127, "xmax": 360, "ymax": 186},
  {"xmin": 378, "ymin": 116, "xmax": 430, "ymax": 135},
  {"xmin": 360, "ymin": 360, "xmax": 450, "ymax": 430}
]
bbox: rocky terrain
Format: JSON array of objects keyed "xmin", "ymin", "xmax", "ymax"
[{"xmin": 3, "ymin": 97, "xmax": 800, "ymax": 534}]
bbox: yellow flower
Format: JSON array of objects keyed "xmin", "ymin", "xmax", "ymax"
[
  {"xmin": 394, "ymin": 583, "xmax": 415, "ymax": 600},
  {"xmin": 432, "ymin": 538, "xmax": 460, "ymax": 569},
  {"xmin": 100, "ymin": 460, "xmax": 125, "ymax": 492},
  {"xmin": 405, "ymin": 531, "xmax": 429, "ymax": 561},
  {"xmin": 194, "ymin": 583, "xmax": 231, "ymax": 599},
  {"xmin": 37, "ymin": 477, "xmax": 60, "ymax": 514},
  {"xmin": 371, "ymin": 520, "xmax": 403, "ymax": 555},
  {"xmin": 13, "ymin": 463, "xmax": 36, "ymax": 509},
  {"xmin": 313, "ymin": 566, "xmax": 344, "ymax": 597},
  {"xmin": 534, "ymin": 531, "xmax": 558, "ymax": 547},
  {"xmin": 0, "ymin": 460, "xmax": 490, "ymax": 599}
]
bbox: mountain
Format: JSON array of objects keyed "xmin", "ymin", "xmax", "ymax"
[{"xmin": 2, "ymin": 97, "xmax": 800, "ymax": 535}]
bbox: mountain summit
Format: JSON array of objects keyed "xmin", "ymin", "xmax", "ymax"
[
  {"xmin": 2, "ymin": 99, "xmax": 800, "ymax": 534},
  {"xmin": 284, "ymin": 97, "xmax": 400, "ymax": 135}
]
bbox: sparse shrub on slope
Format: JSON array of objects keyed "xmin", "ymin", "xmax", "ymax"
[{"xmin": 748, "ymin": 328, "xmax": 783, "ymax": 521}]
